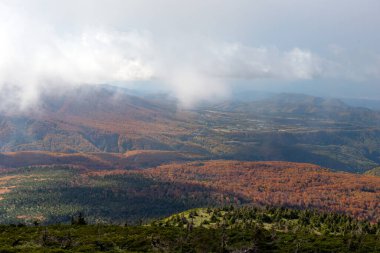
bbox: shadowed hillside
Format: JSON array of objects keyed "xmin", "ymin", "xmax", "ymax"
[{"xmin": 0, "ymin": 150, "xmax": 202, "ymax": 169}]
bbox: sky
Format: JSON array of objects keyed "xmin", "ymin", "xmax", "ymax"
[{"xmin": 0, "ymin": 0, "xmax": 380, "ymax": 110}]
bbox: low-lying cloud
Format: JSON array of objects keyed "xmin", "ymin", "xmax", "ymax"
[{"xmin": 0, "ymin": 1, "xmax": 379, "ymax": 112}]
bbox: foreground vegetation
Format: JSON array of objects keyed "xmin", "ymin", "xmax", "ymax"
[{"xmin": 0, "ymin": 206, "xmax": 379, "ymax": 252}]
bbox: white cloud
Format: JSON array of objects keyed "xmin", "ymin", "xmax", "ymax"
[
  {"xmin": 0, "ymin": 3, "xmax": 156, "ymax": 111},
  {"xmin": 0, "ymin": 1, "xmax": 323, "ymax": 110},
  {"xmin": 0, "ymin": 1, "xmax": 380, "ymax": 111},
  {"xmin": 205, "ymin": 43, "xmax": 322, "ymax": 80}
]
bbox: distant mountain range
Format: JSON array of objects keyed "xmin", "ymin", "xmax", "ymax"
[
  {"xmin": 342, "ymin": 97, "xmax": 380, "ymax": 111},
  {"xmin": 214, "ymin": 93, "xmax": 380, "ymax": 125},
  {"xmin": 1, "ymin": 86, "xmax": 380, "ymax": 173}
]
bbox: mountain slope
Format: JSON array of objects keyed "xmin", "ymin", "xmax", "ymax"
[{"xmin": 0, "ymin": 87, "xmax": 204, "ymax": 153}]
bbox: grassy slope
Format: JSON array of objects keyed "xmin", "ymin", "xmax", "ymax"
[{"xmin": 365, "ymin": 167, "xmax": 380, "ymax": 176}]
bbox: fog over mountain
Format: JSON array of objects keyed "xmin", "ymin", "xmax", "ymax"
[{"xmin": 0, "ymin": 0, "xmax": 380, "ymax": 111}]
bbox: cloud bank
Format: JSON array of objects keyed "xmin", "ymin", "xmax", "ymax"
[{"xmin": 0, "ymin": 1, "xmax": 379, "ymax": 111}]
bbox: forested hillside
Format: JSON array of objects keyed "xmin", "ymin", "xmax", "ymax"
[
  {"xmin": 141, "ymin": 161, "xmax": 380, "ymax": 222},
  {"xmin": 0, "ymin": 161, "xmax": 378, "ymax": 225}
]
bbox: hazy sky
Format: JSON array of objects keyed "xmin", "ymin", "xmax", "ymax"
[{"xmin": 0, "ymin": 0, "xmax": 380, "ymax": 110}]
